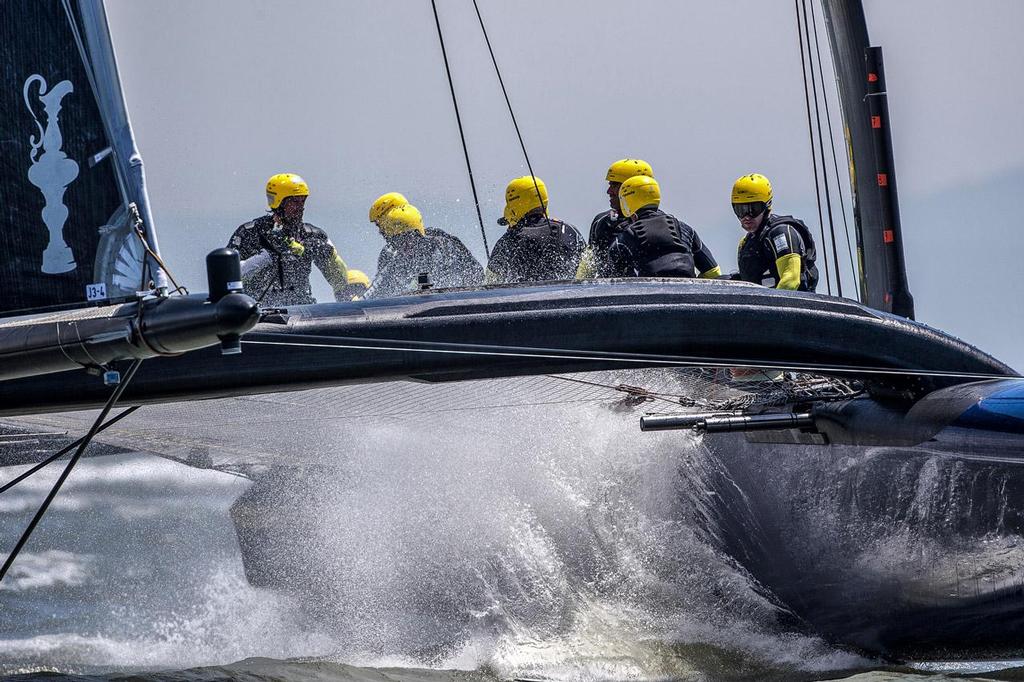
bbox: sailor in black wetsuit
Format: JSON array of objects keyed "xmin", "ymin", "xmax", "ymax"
[
  {"xmin": 577, "ymin": 158, "xmax": 655, "ymax": 278},
  {"xmin": 600, "ymin": 175, "xmax": 721, "ymax": 279},
  {"xmin": 731, "ymin": 173, "xmax": 818, "ymax": 291},
  {"xmin": 228, "ymin": 173, "xmax": 349, "ymax": 306},
  {"xmin": 486, "ymin": 175, "xmax": 584, "ymax": 284},
  {"xmin": 367, "ymin": 197, "xmax": 483, "ymax": 298}
]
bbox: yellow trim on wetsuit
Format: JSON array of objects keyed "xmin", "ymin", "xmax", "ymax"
[
  {"xmin": 699, "ymin": 265, "xmax": 722, "ymax": 279},
  {"xmin": 775, "ymin": 253, "xmax": 802, "ymax": 290},
  {"xmin": 575, "ymin": 247, "xmax": 597, "ymax": 279},
  {"xmin": 321, "ymin": 249, "xmax": 350, "ymax": 292}
]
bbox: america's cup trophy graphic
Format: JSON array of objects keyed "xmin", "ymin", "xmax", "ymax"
[{"xmin": 24, "ymin": 75, "xmax": 79, "ymax": 274}]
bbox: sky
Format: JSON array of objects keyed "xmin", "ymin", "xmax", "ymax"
[{"xmin": 104, "ymin": 0, "xmax": 1024, "ymax": 371}]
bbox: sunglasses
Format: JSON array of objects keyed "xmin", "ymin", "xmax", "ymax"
[{"xmin": 732, "ymin": 202, "xmax": 766, "ymax": 218}]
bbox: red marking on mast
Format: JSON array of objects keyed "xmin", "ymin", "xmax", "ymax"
[
  {"xmin": 884, "ymin": 292, "xmax": 893, "ymax": 304},
  {"xmin": 871, "ymin": 116, "xmax": 882, "ymax": 129},
  {"xmin": 868, "ymin": 73, "xmax": 879, "ymax": 82},
  {"xmin": 883, "ymin": 230, "xmax": 894, "ymax": 243},
  {"xmin": 877, "ymin": 173, "xmax": 889, "ymax": 187}
]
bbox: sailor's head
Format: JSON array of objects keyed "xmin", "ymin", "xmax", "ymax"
[
  {"xmin": 498, "ymin": 175, "xmax": 547, "ymax": 228},
  {"xmin": 618, "ymin": 175, "xmax": 661, "ymax": 219},
  {"xmin": 731, "ymin": 173, "xmax": 773, "ymax": 233},
  {"xmin": 605, "ymin": 159, "xmax": 653, "ymax": 214},
  {"xmin": 377, "ymin": 203, "xmax": 425, "ymax": 239},
  {"xmin": 266, "ymin": 173, "xmax": 309, "ymax": 222},
  {"xmin": 369, "ymin": 192, "xmax": 409, "ymax": 226}
]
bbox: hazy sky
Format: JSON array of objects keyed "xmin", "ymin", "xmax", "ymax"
[{"xmin": 104, "ymin": 0, "xmax": 1024, "ymax": 370}]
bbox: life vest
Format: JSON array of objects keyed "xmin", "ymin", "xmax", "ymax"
[
  {"xmin": 737, "ymin": 214, "xmax": 819, "ymax": 291},
  {"xmin": 625, "ymin": 210, "xmax": 696, "ymax": 278}
]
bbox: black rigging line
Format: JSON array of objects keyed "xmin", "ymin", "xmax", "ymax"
[
  {"xmin": 801, "ymin": 0, "xmax": 843, "ymax": 298},
  {"xmin": 808, "ymin": 0, "xmax": 858, "ymax": 299},
  {"xmin": 471, "ymin": 0, "xmax": 549, "ymax": 225},
  {"xmin": 430, "ymin": 0, "xmax": 490, "ymax": 257},
  {"xmin": 0, "ymin": 360, "xmax": 143, "ymax": 585},
  {"xmin": 0, "ymin": 406, "xmax": 140, "ymax": 496},
  {"xmin": 795, "ymin": 0, "xmax": 832, "ymax": 296}
]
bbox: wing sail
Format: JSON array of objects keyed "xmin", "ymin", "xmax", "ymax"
[{"xmin": 0, "ymin": 0, "xmax": 161, "ymax": 315}]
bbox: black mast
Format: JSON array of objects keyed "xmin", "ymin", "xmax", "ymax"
[{"xmin": 819, "ymin": 0, "xmax": 915, "ymax": 319}]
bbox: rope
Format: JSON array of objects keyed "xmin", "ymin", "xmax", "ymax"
[
  {"xmin": 0, "ymin": 406, "xmax": 140, "ymax": 496},
  {"xmin": 808, "ymin": 0, "xmax": 859, "ymax": 300},
  {"xmin": 430, "ymin": 0, "xmax": 490, "ymax": 257},
  {"xmin": 0, "ymin": 359, "xmax": 143, "ymax": 585},
  {"xmin": 471, "ymin": 0, "xmax": 550, "ymax": 227},
  {"xmin": 544, "ymin": 374, "xmax": 687, "ymax": 407},
  {"xmin": 241, "ymin": 336, "xmax": 1019, "ymax": 382},
  {"xmin": 129, "ymin": 204, "xmax": 187, "ymax": 295},
  {"xmin": 801, "ymin": 0, "xmax": 844, "ymax": 298},
  {"xmin": 795, "ymin": 0, "xmax": 832, "ymax": 296}
]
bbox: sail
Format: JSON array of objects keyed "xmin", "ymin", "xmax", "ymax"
[{"xmin": 0, "ymin": 0, "xmax": 161, "ymax": 316}]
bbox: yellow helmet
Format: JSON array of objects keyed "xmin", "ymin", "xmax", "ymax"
[
  {"xmin": 606, "ymin": 159, "xmax": 654, "ymax": 184},
  {"xmin": 378, "ymin": 203, "xmax": 425, "ymax": 237},
  {"xmin": 618, "ymin": 175, "xmax": 661, "ymax": 218},
  {"xmin": 731, "ymin": 173, "xmax": 773, "ymax": 209},
  {"xmin": 502, "ymin": 175, "xmax": 547, "ymax": 227},
  {"xmin": 369, "ymin": 192, "xmax": 409, "ymax": 223},
  {"xmin": 346, "ymin": 269, "xmax": 370, "ymax": 288},
  {"xmin": 266, "ymin": 173, "xmax": 309, "ymax": 210}
]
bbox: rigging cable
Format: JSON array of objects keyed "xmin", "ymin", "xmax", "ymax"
[
  {"xmin": 0, "ymin": 406, "xmax": 140, "ymax": 496},
  {"xmin": 808, "ymin": 0, "xmax": 859, "ymax": 300},
  {"xmin": 430, "ymin": 0, "xmax": 490, "ymax": 257},
  {"xmin": 471, "ymin": 0, "xmax": 550, "ymax": 226},
  {"xmin": 0, "ymin": 359, "xmax": 143, "ymax": 584},
  {"xmin": 801, "ymin": 0, "xmax": 844, "ymax": 298},
  {"xmin": 794, "ymin": 0, "xmax": 832, "ymax": 296}
]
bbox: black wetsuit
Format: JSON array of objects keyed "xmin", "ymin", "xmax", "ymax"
[
  {"xmin": 369, "ymin": 227, "xmax": 483, "ymax": 298},
  {"xmin": 587, "ymin": 209, "xmax": 629, "ymax": 273},
  {"xmin": 229, "ymin": 215, "xmax": 346, "ymax": 306},
  {"xmin": 736, "ymin": 214, "xmax": 819, "ymax": 292},
  {"xmin": 487, "ymin": 214, "xmax": 584, "ymax": 284},
  {"xmin": 601, "ymin": 207, "xmax": 718, "ymax": 278}
]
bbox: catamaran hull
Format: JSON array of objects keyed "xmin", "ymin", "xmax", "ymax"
[{"xmin": 0, "ymin": 279, "xmax": 1013, "ymax": 416}]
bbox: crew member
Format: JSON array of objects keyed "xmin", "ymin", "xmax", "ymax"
[
  {"xmin": 486, "ymin": 176, "xmax": 584, "ymax": 284},
  {"xmin": 731, "ymin": 173, "xmax": 818, "ymax": 291},
  {"xmin": 600, "ymin": 175, "xmax": 720, "ymax": 279},
  {"xmin": 577, "ymin": 158, "xmax": 655, "ymax": 278},
  {"xmin": 229, "ymin": 173, "xmax": 349, "ymax": 306},
  {"xmin": 367, "ymin": 195, "xmax": 483, "ymax": 298}
]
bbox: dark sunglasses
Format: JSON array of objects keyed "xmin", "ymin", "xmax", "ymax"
[{"xmin": 732, "ymin": 202, "xmax": 766, "ymax": 218}]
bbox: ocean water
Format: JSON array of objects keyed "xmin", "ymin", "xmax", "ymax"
[{"xmin": 1, "ymin": 400, "xmax": 1022, "ymax": 682}]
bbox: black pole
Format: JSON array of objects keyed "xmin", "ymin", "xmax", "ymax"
[
  {"xmin": 865, "ymin": 47, "xmax": 915, "ymax": 319},
  {"xmin": 0, "ymin": 359, "xmax": 143, "ymax": 584},
  {"xmin": 0, "ymin": 406, "xmax": 140, "ymax": 495}
]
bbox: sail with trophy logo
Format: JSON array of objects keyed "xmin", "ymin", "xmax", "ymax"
[{"xmin": 0, "ymin": 0, "xmax": 162, "ymax": 315}]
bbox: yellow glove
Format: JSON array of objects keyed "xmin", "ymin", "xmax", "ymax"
[{"xmin": 286, "ymin": 239, "xmax": 305, "ymax": 258}]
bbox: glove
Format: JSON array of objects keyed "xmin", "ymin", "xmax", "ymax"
[{"xmin": 264, "ymin": 229, "xmax": 305, "ymax": 258}]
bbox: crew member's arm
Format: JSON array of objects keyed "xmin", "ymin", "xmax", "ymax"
[
  {"xmin": 312, "ymin": 238, "xmax": 350, "ymax": 300},
  {"xmin": 599, "ymin": 235, "xmax": 634, "ymax": 278},
  {"xmin": 767, "ymin": 225, "xmax": 805, "ymax": 291},
  {"xmin": 484, "ymin": 236, "xmax": 509, "ymax": 284},
  {"xmin": 229, "ymin": 223, "xmax": 275, "ymax": 281},
  {"xmin": 575, "ymin": 247, "xmax": 597, "ymax": 279},
  {"xmin": 690, "ymin": 230, "xmax": 722, "ymax": 279}
]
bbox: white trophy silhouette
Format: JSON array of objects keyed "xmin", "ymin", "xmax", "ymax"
[{"xmin": 24, "ymin": 74, "xmax": 79, "ymax": 274}]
